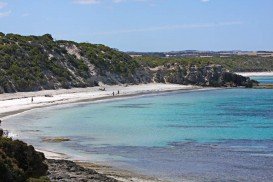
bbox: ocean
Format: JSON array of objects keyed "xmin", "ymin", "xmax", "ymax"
[{"xmin": 3, "ymin": 76, "xmax": 273, "ymax": 181}]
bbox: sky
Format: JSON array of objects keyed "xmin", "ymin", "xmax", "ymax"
[{"xmin": 0, "ymin": 0, "xmax": 273, "ymax": 52}]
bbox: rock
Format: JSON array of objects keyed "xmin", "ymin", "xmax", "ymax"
[
  {"xmin": 149, "ymin": 64, "xmax": 254, "ymax": 88},
  {"xmin": 45, "ymin": 94, "xmax": 53, "ymax": 97},
  {"xmin": 46, "ymin": 159, "xmax": 118, "ymax": 182},
  {"xmin": 42, "ymin": 137, "xmax": 70, "ymax": 143}
]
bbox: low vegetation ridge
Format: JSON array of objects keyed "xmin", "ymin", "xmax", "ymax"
[
  {"xmin": 135, "ymin": 56, "xmax": 273, "ymax": 72},
  {"xmin": 0, "ymin": 33, "xmax": 259, "ymax": 93}
]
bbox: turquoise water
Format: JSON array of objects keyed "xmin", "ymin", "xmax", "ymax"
[{"xmin": 3, "ymin": 76, "xmax": 273, "ymax": 181}]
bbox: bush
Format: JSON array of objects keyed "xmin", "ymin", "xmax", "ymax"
[{"xmin": 0, "ymin": 136, "xmax": 48, "ymax": 181}]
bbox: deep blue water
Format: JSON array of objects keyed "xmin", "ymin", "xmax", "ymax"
[{"xmin": 3, "ymin": 76, "xmax": 273, "ymax": 181}]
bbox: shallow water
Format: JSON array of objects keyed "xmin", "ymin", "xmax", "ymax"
[
  {"xmin": 252, "ymin": 76, "xmax": 273, "ymax": 84},
  {"xmin": 3, "ymin": 77, "xmax": 273, "ymax": 181}
]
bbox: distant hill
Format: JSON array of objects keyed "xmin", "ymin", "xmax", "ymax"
[
  {"xmin": 134, "ymin": 56, "xmax": 273, "ymax": 72},
  {"xmin": 0, "ymin": 33, "xmax": 257, "ymax": 93},
  {"xmin": 128, "ymin": 50, "xmax": 273, "ymax": 59}
]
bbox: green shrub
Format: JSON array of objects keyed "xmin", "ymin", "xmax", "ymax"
[{"xmin": 0, "ymin": 137, "xmax": 48, "ymax": 181}]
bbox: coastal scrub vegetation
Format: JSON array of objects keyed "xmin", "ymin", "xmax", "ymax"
[
  {"xmin": 0, "ymin": 32, "xmax": 265, "ymax": 93},
  {"xmin": 0, "ymin": 133, "xmax": 49, "ymax": 182},
  {"xmin": 79, "ymin": 43, "xmax": 139, "ymax": 77},
  {"xmin": 0, "ymin": 33, "xmax": 141, "ymax": 93}
]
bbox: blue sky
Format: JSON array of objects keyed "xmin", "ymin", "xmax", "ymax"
[{"xmin": 0, "ymin": 0, "xmax": 273, "ymax": 51}]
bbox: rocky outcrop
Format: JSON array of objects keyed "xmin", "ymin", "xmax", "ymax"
[
  {"xmin": 46, "ymin": 159, "xmax": 118, "ymax": 182},
  {"xmin": 222, "ymin": 72, "xmax": 258, "ymax": 87},
  {"xmin": 150, "ymin": 63, "xmax": 257, "ymax": 87}
]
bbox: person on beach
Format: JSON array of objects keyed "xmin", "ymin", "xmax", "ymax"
[
  {"xmin": 118, "ymin": 90, "xmax": 120, "ymax": 95},
  {"xmin": 112, "ymin": 92, "xmax": 115, "ymax": 96},
  {"xmin": 31, "ymin": 97, "xmax": 34, "ymax": 103}
]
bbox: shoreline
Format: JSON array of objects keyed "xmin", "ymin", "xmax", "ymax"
[
  {"xmin": 37, "ymin": 149, "xmax": 165, "ymax": 182},
  {"xmin": 0, "ymin": 83, "xmax": 201, "ymax": 119},
  {"xmin": 0, "ymin": 83, "xmax": 203, "ymax": 182}
]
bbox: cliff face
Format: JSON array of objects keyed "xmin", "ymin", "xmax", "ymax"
[{"xmin": 0, "ymin": 33, "xmax": 256, "ymax": 93}]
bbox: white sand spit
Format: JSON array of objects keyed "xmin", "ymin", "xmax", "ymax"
[{"xmin": 236, "ymin": 72, "xmax": 273, "ymax": 77}]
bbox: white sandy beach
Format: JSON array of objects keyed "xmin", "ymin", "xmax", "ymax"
[
  {"xmin": 0, "ymin": 83, "xmax": 199, "ymax": 119},
  {"xmin": 236, "ymin": 72, "xmax": 273, "ymax": 77}
]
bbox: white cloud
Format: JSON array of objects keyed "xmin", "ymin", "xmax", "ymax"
[
  {"xmin": 0, "ymin": 2, "xmax": 10, "ymax": 19},
  {"xmin": 0, "ymin": 10, "xmax": 11, "ymax": 18},
  {"xmin": 73, "ymin": 0, "xmax": 100, "ymax": 4},
  {"xmin": 112, "ymin": 0, "xmax": 125, "ymax": 2},
  {"xmin": 0, "ymin": 1, "xmax": 7, "ymax": 9},
  {"xmin": 91, "ymin": 21, "xmax": 242, "ymax": 35},
  {"xmin": 113, "ymin": 0, "xmax": 148, "ymax": 3},
  {"xmin": 74, "ymin": 0, "xmax": 149, "ymax": 5}
]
